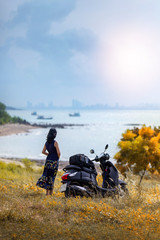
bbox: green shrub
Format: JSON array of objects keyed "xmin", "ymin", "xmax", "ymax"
[
  {"xmin": 11, "ymin": 116, "xmax": 28, "ymax": 124},
  {"xmin": 0, "ymin": 102, "xmax": 26, "ymax": 125},
  {"xmin": 0, "ymin": 161, "xmax": 7, "ymax": 169},
  {"xmin": 21, "ymin": 158, "xmax": 34, "ymax": 171},
  {"xmin": 0, "ymin": 161, "xmax": 22, "ymax": 174},
  {"xmin": 6, "ymin": 163, "xmax": 22, "ymax": 173}
]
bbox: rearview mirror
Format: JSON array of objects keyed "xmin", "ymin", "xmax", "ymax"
[
  {"xmin": 90, "ymin": 149, "xmax": 94, "ymax": 154},
  {"xmin": 105, "ymin": 144, "xmax": 108, "ymax": 150}
]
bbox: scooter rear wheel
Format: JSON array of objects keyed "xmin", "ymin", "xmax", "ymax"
[
  {"xmin": 65, "ymin": 186, "xmax": 78, "ymax": 198},
  {"xmin": 65, "ymin": 186, "xmax": 72, "ymax": 198}
]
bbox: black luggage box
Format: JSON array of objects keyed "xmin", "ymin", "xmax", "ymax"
[{"xmin": 69, "ymin": 154, "xmax": 95, "ymax": 169}]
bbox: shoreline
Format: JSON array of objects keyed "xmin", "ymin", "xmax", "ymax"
[
  {"xmin": 0, "ymin": 123, "xmax": 38, "ymax": 137},
  {"xmin": 0, "ymin": 122, "xmax": 86, "ymax": 137}
]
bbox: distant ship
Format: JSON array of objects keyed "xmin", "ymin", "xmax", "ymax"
[
  {"xmin": 37, "ymin": 115, "xmax": 53, "ymax": 120},
  {"xmin": 69, "ymin": 112, "xmax": 80, "ymax": 117},
  {"xmin": 31, "ymin": 111, "xmax": 37, "ymax": 115}
]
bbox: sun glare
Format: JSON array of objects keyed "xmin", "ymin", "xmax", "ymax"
[
  {"xmin": 114, "ymin": 42, "xmax": 150, "ymax": 77},
  {"xmin": 100, "ymin": 30, "xmax": 159, "ymax": 93}
]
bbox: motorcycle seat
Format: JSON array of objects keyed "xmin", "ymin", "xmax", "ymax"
[
  {"xmin": 63, "ymin": 165, "xmax": 81, "ymax": 171},
  {"xmin": 82, "ymin": 167, "xmax": 97, "ymax": 174}
]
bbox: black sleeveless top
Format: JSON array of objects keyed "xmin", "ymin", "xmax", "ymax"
[{"xmin": 45, "ymin": 140, "xmax": 59, "ymax": 161}]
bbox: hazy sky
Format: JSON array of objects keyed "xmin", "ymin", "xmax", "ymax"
[{"xmin": 0, "ymin": 0, "xmax": 160, "ymax": 107}]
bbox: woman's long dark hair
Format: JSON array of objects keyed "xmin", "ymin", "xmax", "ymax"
[{"xmin": 47, "ymin": 128, "xmax": 57, "ymax": 143}]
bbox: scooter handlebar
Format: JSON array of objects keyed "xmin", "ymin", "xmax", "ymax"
[
  {"xmin": 91, "ymin": 156, "xmax": 99, "ymax": 162},
  {"xmin": 92, "ymin": 153, "xmax": 110, "ymax": 162}
]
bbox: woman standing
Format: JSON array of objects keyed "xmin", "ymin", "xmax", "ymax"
[{"xmin": 36, "ymin": 128, "xmax": 61, "ymax": 195}]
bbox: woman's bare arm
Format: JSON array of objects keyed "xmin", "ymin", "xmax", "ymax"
[
  {"xmin": 54, "ymin": 141, "xmax": 61, "ymax": 158},
  {"xmin": 42, "ymin": 144, "xmax": 48, "ymax": 156}
]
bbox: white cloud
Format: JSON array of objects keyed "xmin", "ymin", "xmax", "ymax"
[
  {"xmin": 8, "ymin": 45, "xmax": 42, "ymax": 70},
  {"xmin": 0, "ymin": 0, "xmax": 30, "ymax": 22},
  {"xmin": 0, "ymin": 0, "xmax": 30, "ymax": 46},
  {"xmin": 0, "ymin": 23, "xmax": 27, "ymax": 47},
  {"xmin": 49, "ymin": 0, "xmax": 107, "ymax": 36}
]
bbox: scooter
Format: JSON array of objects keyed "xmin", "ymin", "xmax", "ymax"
[{"xmin": 60, "ymin": 145, "xmax": 128, "ymax": 198}]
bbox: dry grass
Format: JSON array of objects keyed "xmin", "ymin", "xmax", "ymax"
[{"xmin": 0, "ymin": 160, "xmax": 160, "ymax": 240}]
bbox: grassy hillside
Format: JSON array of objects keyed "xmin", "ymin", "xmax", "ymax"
[{"xmin": 0, "ymin": 160, "xmax": 160, "ymax": 240}]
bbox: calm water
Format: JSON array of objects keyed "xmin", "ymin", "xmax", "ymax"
[{"xmin": 0, "ymin": 109, "xmax": 160, "ymax": 162}]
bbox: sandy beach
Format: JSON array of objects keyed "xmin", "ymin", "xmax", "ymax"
[
  {"xmin": 0, "ymin": 123, "xmax": 86, "ymax": 137},
  {"xmin": 0, "ymin": 123, "xmax": 38, "ymax": 136}
]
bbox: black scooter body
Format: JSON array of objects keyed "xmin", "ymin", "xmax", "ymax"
[
  {"xmin": 63, "ymin": 164, "xmax": 97, "ymax": 185},
  {"xmin": 60, "ymin": 145, "xmax": 128, "ymax": 197}
]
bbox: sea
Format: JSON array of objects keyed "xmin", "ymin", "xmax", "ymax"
[{"xmin": 0, "ymin": 109, "xmax": 160, "ymax": 162}]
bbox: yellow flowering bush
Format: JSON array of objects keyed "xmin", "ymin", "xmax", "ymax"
[{"xmin": 115, "ymin": 125, "xmax": 160, "ymax": 183}]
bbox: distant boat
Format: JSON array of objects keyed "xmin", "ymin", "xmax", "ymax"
[
  {"xmin": 31, "ymin": 111, "xmax": 37, "ymax": 115},
  {"xmin": 69, "ymin": 112, "xmax": 80, "ymax": 117},
  {"xmin": 37, "ymin": 115, "xmax": 53, "ymax": 120}
]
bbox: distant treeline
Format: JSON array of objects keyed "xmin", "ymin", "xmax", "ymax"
[{"xmin": 0, "ymin": 102, "xmax": 28, "ymax": 125}]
